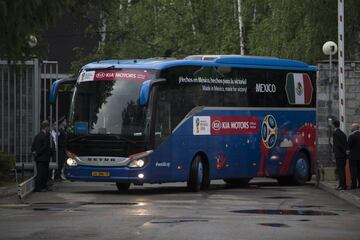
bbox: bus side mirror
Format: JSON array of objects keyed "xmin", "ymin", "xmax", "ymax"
[
  {"xmin": 49, "ymin": 78, "xmax": 76, "ymax": 104},
  {"xmin": 139, "ymin": 80, "xmax": 151, "ymax": 106},
  {"xmin": 139, "ymin": 78, "xmax": 166, "ymax": 106}
]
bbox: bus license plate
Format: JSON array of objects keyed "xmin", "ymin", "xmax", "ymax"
[{"xmin": 92, "ymin": 171, "xmax": 110, "ymax": 177}]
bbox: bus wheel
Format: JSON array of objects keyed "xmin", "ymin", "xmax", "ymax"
[
  {"xmin": 116, "ymin": 182, "xmax": 130, "ymax": 192},
  {"xmin": 224, "ymin": 178, "xmax": 252, "ymax": 187},
  {"xmin": 188, "ymin": 155, "xmax": 208, "ymax": 192},
  {"xmin": 292, "ymin": 152, "xmax": 310, "ymax": 185}
]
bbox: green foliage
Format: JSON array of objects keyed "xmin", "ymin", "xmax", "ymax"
[
  {"xmin": 72, "ymin": 0, "xmax": 360, "ymax": 68},
  {"xmin": 246, "ymin": 0, "xmax": 338, "ymax": 64},
  {"xmin": 0, "ymin": 151, "xmax": 15, "ymax": 181},
  {"xmin": 2, "ymin": 0, "xmax": 360, "ymax": 66},
  {"xmin": 0, "ymin": 0, "xmax": 71, "ymax": 60}
]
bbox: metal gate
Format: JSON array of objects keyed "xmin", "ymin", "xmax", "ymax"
[{"xmin": 0, "ymin": 59, "xmax": 66, "ymax": 169}]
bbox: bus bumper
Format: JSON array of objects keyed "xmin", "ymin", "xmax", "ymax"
[{"xmin": 64, "ymin": 165, "xmax": 148, "ymax": 183}]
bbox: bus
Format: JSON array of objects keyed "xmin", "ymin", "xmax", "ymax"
[{"xmin": 50, "ymin": 55, "xmax": 317, "ymax": 191}]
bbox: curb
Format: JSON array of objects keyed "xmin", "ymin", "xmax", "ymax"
[{"xmin": 318, "ymin": 182, "xmax": 360, "ymax": 209}]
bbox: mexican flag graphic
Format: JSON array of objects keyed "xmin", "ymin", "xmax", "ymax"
[{"xmin": 285, "ymin": 73, "xmax": 313, "ymax": 105}]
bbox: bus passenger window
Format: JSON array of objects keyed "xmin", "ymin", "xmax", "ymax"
[{"xmin": 155, "ymin": 100, "xmax": 171, "ymax": 147}]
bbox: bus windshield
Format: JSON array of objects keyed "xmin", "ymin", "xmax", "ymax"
[{"xmin": 68, "ymin": 76, "xmax": 147, "ymax": 139}]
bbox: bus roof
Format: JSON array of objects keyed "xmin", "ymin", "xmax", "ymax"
[{"xmin": 83, "ymin": 55, "xmax": 317, "ymax": 72}]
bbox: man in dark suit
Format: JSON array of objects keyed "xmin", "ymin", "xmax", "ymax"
[
  {"xmin": 348, "ymin": 123, "xmax": 360, "ymax": 189},
  {"xmin": 54, "ymin": 116, "xmax": 68, "ymax": 181},
  {"xmin": 332, "ymin": 120, "xmax": 347, "ymax": 190},
  {"xmin": 31, "ymin": 120, "xmax": 52, "ymax": 192}
]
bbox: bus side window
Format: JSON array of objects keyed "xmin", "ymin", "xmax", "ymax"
[{"xmin": 154, "ymin": 98, "xmax": 171, "ymax": 147}]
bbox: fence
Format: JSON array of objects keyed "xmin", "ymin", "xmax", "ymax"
[{"xmin": 0, "ymin": 59, "xmax": 69, "ymax": 169}]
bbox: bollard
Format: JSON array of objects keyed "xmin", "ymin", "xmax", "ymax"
[{"xmin": 345, "ymin": 159, "xmax": 351, "ymax": 189}]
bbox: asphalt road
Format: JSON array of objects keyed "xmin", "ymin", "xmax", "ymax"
[{"xmin": 0, "ymin": 178, "xmax": 359, "ymax": 240}]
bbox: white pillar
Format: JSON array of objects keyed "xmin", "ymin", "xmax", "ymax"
[{"xmin": 338, "ymin": 0, "xmax": 346, "ymax": 132}]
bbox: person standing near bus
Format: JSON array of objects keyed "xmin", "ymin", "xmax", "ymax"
[
  {"xmin": 31, "ymin": 120, "xmax": 52, "ymax": 192},
  {"xmin": 54, "ymin": 116, "xmax": 68, "ymax": 181},
  {"xmin": 332, "ymin": 120, "xmax": 347, "ymax": 190},
  {"xmin": 348, "ymin": 123, "xmax": 360, "ymax": 189}
]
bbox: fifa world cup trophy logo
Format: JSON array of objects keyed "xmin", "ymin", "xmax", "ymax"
[
  {"xmin": 196, "ymin": 118, "xmax": 200, "ymax": 133},
  {"xmin": 261, "ymin": 115, "xmax": 278, "ymax": 149}
]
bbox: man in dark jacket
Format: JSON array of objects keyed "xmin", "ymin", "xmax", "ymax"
[
  {"xmin": 54, "ymin": 116, "xmax": 68, "ymax": 181},
  {"xmin": 332, "ymin": 120, "xmax": 347, "ymax": 190},
  {"xmin": 31, "ymin": 120, "xmax": 52, "ymax": 192},
  {"xmin": 348, "ymin": 123, "xmax": 360, "ymax": 189}
]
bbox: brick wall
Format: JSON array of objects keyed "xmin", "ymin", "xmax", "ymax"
[{"xmin": 317, "ymin": 61, "xmax": 360, "ymax": 167}]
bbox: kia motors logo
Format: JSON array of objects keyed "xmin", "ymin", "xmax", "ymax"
[
  {"xmin": 96, "ymin": 72, "xmax": 106, "ymax": 78},
  {"xmin": 212, "ymin": 120, "xmax": 221, "ymax": 131}
]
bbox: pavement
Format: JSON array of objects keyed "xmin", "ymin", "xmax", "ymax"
[
  {"xmin": 1, "ymin": 179, "xmax": 360, "ymax": 208},
  {"xmin": 0, "ymin": 183, "xmax": 19, "ymax": 205},
  {"xmin": 318, "ymin": 180, "xmax": 360, "ymax": 209}
]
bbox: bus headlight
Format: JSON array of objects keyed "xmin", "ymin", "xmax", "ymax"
[
  {"xmin": 66, "ymin": 158, "xmax": 78, "ymax": 167},
  {"xmin": 127, "ymin": 150, "xmax": 153, "ymax": 168},
  {"xmin": 66, "ymin": 151, "xmax": 79, "ymax": 167},
  {"xmin": 129, "ymin": 159, "xmax": 146, "ymax": 168}
]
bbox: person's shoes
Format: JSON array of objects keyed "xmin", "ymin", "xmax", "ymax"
[
  {"xmin": 350, "ymin": 186, "xmax": 357, "ymax": 190},
  {"xmin": 45, "ymin": 187, "xmax": 53, "ymax": 191},
  {"xmin": 336, "ymin": 186, "xmax": 346, "ymax": 190}
]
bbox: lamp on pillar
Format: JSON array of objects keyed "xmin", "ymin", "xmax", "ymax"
[
  {"xmin": 322, "ymin": 41, "xmax": 338, "ymax": 84},
  {"xmin": 322, "ymin": 41, "xmax": 338, "ymax": 166},
  {"xmin": 322, "ymin": 41, "xmax": 338, "ymax": 114}
]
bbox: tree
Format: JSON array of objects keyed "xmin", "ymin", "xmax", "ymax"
[
  {"xmin": 0, "ymin": 0, "xmax": 71, "ymax": 60},
  {"xmin": 236, "ymin": 0, "xmax": 245, "ymax": 55},
  {"xmin": 69, "ymin": 0, "xmax": 360, "ymax": 70},
  {"xmin": 246, "ymin": 0, "xmax": 360, "ymax": 64}
]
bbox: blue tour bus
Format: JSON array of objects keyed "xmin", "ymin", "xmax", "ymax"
[{"xmin": 50, "ymin": 55, "xmax": 317, "ymax": 191}]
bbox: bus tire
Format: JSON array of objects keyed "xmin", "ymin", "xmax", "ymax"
[
  {"xmin": 224, "ymin": 178, "xmax": 252, "ymax": 187},
  {"xmin": 116, "ymin": 182, "xmax": 130, "ymax": 192},
  {"xmin": 187, "ymin": 155, "xmax": 208, "ymax": 192},
  {"xmin": 292, "ymin": 152, "xmax": 310, "ymax": 185}
]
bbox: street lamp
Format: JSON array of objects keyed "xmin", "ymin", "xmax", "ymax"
[
  {"xmin": 27, "ymin": 35, "xmax": 38, "ymax": 48},
  {"xmin": 322, "ymin": 41, "xmax": 338, "ymax": 84},
  {"xmin": 320, "ymin": 41, "xmax": 338, "ymax": 185},
  {"xmin": 322, "ymin": 41, "xmax": 337, "ymax": 121},
  {"xmin": 322, "ymin": 40, "xmax": 337, "ymax": 116}
]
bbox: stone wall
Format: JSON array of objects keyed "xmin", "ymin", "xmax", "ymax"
[{"xmin": 317, "ymin": 61, "xmax": 360, "ymax": 167}]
